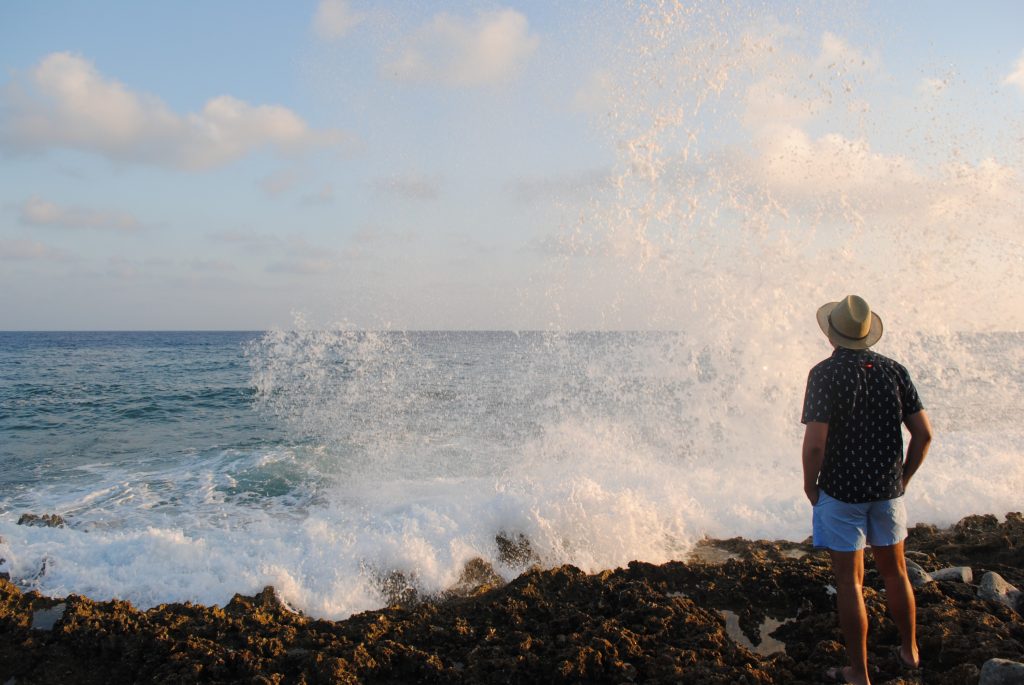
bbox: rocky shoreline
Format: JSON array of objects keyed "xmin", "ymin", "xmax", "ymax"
[{"xmin": 2, "ymin": 513, "xmax": 1022, "ymax": 684}]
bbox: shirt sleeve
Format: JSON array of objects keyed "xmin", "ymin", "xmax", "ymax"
[
  {"xmin": 898, "ymin": 365, "xmax": 924, "ymax": 417},
  {"xmin": 801, "ymin": 365, "xmax": 832, "ymax": 424}
]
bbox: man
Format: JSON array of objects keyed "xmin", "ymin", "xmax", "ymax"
[{"xmin": 801, "ymin": 295, "xmax": 933, "ymax": 685}]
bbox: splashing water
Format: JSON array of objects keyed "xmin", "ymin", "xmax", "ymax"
[
  {"xmin": 2, "ymin": 2, "xmax": 1021, "ymax": 620},
  {"xmin": 243, "ymin": 1, "xmax": 1023, "ymax": 615}
]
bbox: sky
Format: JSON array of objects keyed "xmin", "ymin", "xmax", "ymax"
[{"xmin": 1, "ymin": 1, "xmax": 1022, "ymax": 331}]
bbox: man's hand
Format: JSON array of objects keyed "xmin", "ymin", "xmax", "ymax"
[
  {"xmin": 802, "ymin": 422, "xmax": 828, "ymax": 506},
  {"xmin": 804, "ymin": 484, "xmax": 820, "ymax": 506},
  {"xmin": 902, "ymin": 410, "xmax": 933, "ymax": 489}
]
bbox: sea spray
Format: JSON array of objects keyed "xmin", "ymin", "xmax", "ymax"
[
  {"xmin": 244, "ymin": 0, "xmax": 1023, "ymax": 613},
  {"xmin": 1, "ymin": 1, "xmax": 1022, "ymax": 620}
]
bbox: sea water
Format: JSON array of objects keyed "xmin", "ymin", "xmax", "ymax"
[
  {"xmin": 2, "ymin": 2, "xmax": 1023, "ymax": 618},
  {"xmin": 0, "ymin": 329, "xmax": 1021, "ymax": 618}
]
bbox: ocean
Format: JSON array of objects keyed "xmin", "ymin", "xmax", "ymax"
[{"xmin": 1, "ymin": 329, "xmax": 1021, "ymax": 619}]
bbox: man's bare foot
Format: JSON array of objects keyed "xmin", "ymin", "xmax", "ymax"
[{"xmin": 896, "ymin": 644, "xmax": 920, "ymax": 668}]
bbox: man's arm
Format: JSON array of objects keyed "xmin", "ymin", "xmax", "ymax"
[
  {"xmin": 902, "ymin": 410, "xmax": 933, "ymax": 488},
  {"xmin": 802, "ymin": 421, "xmax": 829, "ymax": 505}
]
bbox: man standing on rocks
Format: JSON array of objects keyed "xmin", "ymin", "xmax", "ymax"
[{"xmin": 801, "ymin": 295, "xmax": 933, "ymax": 685}]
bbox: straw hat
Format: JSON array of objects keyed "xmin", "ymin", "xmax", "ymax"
[{"xmin": 816, "ymin": 295, "xmax": 883, "ymax": 349}]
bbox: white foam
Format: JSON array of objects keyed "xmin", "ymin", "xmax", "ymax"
[{"xmin": 3, "ymin": 1, "xmax": 1022, "ymax": 620}]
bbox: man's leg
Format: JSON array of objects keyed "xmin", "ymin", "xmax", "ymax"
[
  {"xmin": 830, "ymin": 549, "xmax": 870, "ymax": 684},
  {"xmin": 871, "ymin": 542, "xmax": 919, "ymax": 667}
]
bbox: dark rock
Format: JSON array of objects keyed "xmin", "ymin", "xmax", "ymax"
[
  {"xmin": 980, "ymin": 658, "xmax": 1024, "ymax": 685},
  {"xmin": 955, "ymin": 514, "xmax": 1001, "ymax": 535},
  {"xmin": 443, "ymin": 557, "xmax": 503, "ymax": 599},
  {"xmin": 17, "ymin": 513, "xmax": 66, "ymax": 528},
  {"xmin": 904, "ymin": 549, "xmax": 932, "ymax": 562},
  {"xmin": 495, "ymin": 531, "xmax": 539, "ymax": 567},
  {"xmin": 372, "ymin": 569, "xmax": 419, "ymax": 607},
  {"xmin": 0, "ymin": 513, "xmax": 1021, "ymax": 684}
]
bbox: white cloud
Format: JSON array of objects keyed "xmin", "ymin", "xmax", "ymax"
[
  {"xmin": 265, "ymin": 258, "xmax": 336, "ymax": 275},
  {"xmin": 754, "ymin": 125, "xmax": 918, "ymax": 201},
  {"xmin": 510, "ymin": 169, "xmax": 610, "ymax": 204},
  {"xmin": 0, "ymin": 238, "xmax": 71, "ymax": 261},
  {"xmin": 384, "ymin": 9, "xmax": 539, "ymax": 87},
  {"xmin": 1003, "ymin": 50, "xmax": 1024, "ymax": 92},
  {"xmin": 312, "ymin": 0, "xmax": 364, "ymax": 40},
  {"xmin": 209, "ymin": 229, "xmax": 277, "ymax": 250},
  {"xmin": 0, "ymin": 52, "xmax": 347, "ymax": 169},
  {"xmin": 351, "ymin": 224, "xmax": 416, "ymax": 246},
  {"xmin": 188, "ymin": 258, "xmax": 236, "ymax": 272},
  {"xmin": 916, "ymin": 77, "xmax": 949, "ymax": 96},
  {"xmin": 813, "ymin": 32, "xmax": 878, "ymax": 74},
  {"xmin": 259, "ymin": 168, "xmax": 301, "ymax": 196},
  {"xmin": 373, "ymin": 174, "xmax": 440, "ymax": 200},
  {"xmin": 741, "ymin": 29, "xmax": 879, "ymax": 132},
  {"xmin": 19, "ymin": 196, "xmax": 143, "ymax": 231},
  {"xmin": 210, "ymin": 230, "xmax": 339, "ymax": 264},
  {"xmin": 301, "ymin": 183, "xmax": 335, "ymax": 205},
  {"xmin": 572, "ymin": 70, "xmax": 616, "ymax": 113}
]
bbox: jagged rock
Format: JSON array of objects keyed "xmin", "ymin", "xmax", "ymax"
[
  {"xmin": 904, "ymin": 550, "xmax": 931, "ymax": 562},
  {"xmin": 17, "ymin": 513, "xmax": 66, "ymax": 528},
  {"xmin": 931, "ymin": 566, "xmax": 973, "ymax": 583},
  {"xmin": 225, "ymin": 585, "xmax": 296, "ymax": 617},
  {"xmin": 495, "ymin": 531, "xmax": 539, "ymax": 567},
  {"xmin": 0, "ymin": 514, "xmax": 1022, "ymax": 684},
  {"xmin": 253, "ymin": 585, "xmax": 294, "ymax": 613},
  {"xmin": 979, "ymin": 572, "xmax": 1022, "ymax": 612},
  {"xmin": 904, "ymin": 558, "xmax": 933, "ymax": 587},
  {"xmin": 444, "ymin": 558, "xmax": 503, "ymax": 598},
  {"xmin": 374, "ymin": 570, "xmax": 419, "ymax": 606},
  {"xmin": 955, "ymin": 514, "xmax": 1001, "ymax": 534},
  {"xmin": 980, "ymin": 658, "xmax": 1024, "ymax": 685}
]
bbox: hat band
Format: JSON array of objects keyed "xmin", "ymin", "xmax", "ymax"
[{"xmin": 828, "ymin": 313, "xmax": 869, "ymax": 342}]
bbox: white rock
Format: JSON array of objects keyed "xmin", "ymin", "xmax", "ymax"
[
  {"xmin": 979, "ymin": 658, "xmax": 1024, "ymax": 685},
  {"xmin": 979, "ymin": 572, "xmax": 1022, "ymax": 612},
  {"xmin": 904, "ymin": 558, "xmax": 933, "ymax": 587},
  {"xmin": 930, "ymin": 566, "xmax": 973, "ymax": 584}
]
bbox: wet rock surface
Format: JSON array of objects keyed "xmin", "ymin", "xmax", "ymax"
[
  {"xmin": 1, "ymin": 513, "xmax": 1021, "ymax": 684},
  {"xmin": 16, "ymin": 513, "xmax": 67, "ymax": 528}
]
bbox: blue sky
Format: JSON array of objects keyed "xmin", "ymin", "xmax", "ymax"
[{"xmin": 1, "ymin": 1, "xmax": 1022, "ymax": 330}]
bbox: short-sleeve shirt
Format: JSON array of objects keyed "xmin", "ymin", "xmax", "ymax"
[{"xmin": 801, "ymin": 347, "xmax": 923, "ymax": 503}]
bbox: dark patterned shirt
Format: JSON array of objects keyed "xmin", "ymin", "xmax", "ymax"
[{"xmin": 801, "ymin": 347, "xmax": 924, "ymax": 503}]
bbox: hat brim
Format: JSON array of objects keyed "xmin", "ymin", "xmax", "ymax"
[{"xmin": 816, "ymin": 302, "xmax": 883, "ymax": 349}]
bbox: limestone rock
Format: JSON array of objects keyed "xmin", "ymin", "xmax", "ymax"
[
  {"xmin": 980, "ymin": 658, "xmax": 1024, "ymax": 685},
  {"xmin": 930, "ymin": 566, "xmax": 973, "ymax": 584},
  {"xmin": 979, "ymin": 572, "xmax": 1022, "ymax": 612},
  {"xmin": 904, "ymin": 558, "xmax": 933, "ymax": 587}
]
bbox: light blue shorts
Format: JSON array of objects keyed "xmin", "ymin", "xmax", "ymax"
[{"xmin": 812, "ymin": 491, "xmax": 907, "ymax": 551}]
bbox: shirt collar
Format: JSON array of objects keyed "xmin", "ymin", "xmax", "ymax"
[{"xmin": 832, "ymin": 346, "xmax": 870, "ymax": 359}]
